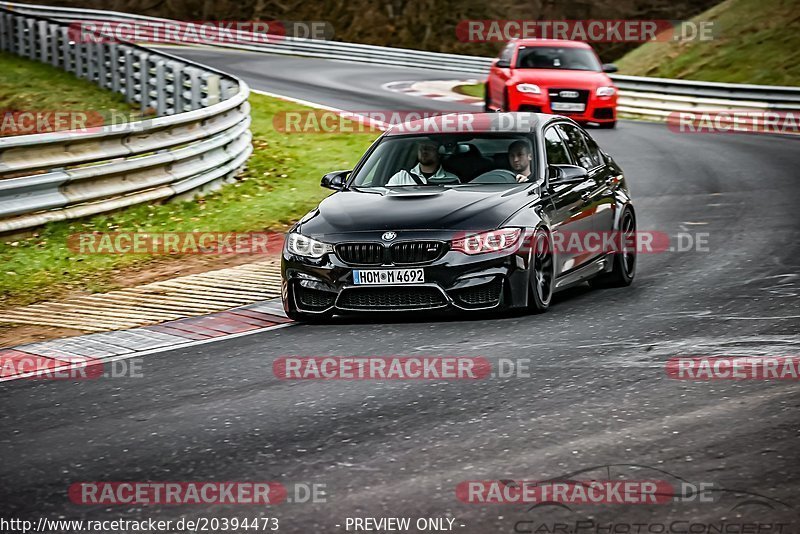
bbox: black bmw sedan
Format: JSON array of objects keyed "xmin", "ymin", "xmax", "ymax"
[{"xmin": 281, "ymin": 113, "xmax": 635, "ymax": 322}]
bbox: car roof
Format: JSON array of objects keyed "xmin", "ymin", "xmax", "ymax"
[
  {"xmin": 383, "ymin": 112, "xmax": 564, "ymax": 136},
  {"xmin": 513, "ymin": 39, "xmax": 593, "ymax": 48}
]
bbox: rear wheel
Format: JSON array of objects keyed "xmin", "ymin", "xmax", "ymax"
[
  {"xmin": 528, "ymin": 229, "xmax": 554, "ymax": 313},
  {"xmin": 500, "ymin": 87, "xmax": 510, "ymax": 112},
  {"xmin": 483, "ymin": 83, "xmax": 492, "ymax": 112},
  {"xmin": 589, "ymin": 207, "xmax": 636, "ymax": 288}
]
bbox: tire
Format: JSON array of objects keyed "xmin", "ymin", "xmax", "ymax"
[
  {"xmin": 597, "ymin": 121, "xmax": 617, "ymax": 129},
  {"xmin": 483, "ymin": 83, "xmax": 492, "ymax": 112},
  {"xmin": 589, "ymin": 207, "xmax": 636, "ymax": 288},
  {"xmin": 500, "ymin": 87, "xmax": 510, "ymax": 112},
  {"xmin": 528, "ymin": 229, "xmax": 555, "ymax": 313}
]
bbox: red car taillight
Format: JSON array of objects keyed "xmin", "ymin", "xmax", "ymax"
[{"xmin": 452, "ymin": 228, "xmax": 523, "ymax": 255}]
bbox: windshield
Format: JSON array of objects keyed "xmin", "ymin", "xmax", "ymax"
[
  {"xmin": 516, "ymin": 46, "xmax": 602, "ymax": 71},
  {"xmin": 350, "ymin": 133, "xmax": 537, "ymax": 187}
]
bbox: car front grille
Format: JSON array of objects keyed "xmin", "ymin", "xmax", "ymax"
[
  {"xmin": 549, "ymin": 88, "xmax": 590, "ymax": 105},
  {"xmin": 390, "ymin": 241, "xmax": 445, "ymax": 264},
  {"xmin": 335, "ymin": 243, "xmax": 384, "ymax": 265},
  {"xmin": 337, "ymin": 286, "xmax": 447, "ymax": 310},
  {"xmin": 295, "ymin": 286, "xmax": 336, "ymax": 311},
  {"xmin": 335, "ymin": 241, "xmax": 446, "ymax": 265},
  {"xmin": 453, "ymin": 278, "xmax": 503, "ymax": 308}
]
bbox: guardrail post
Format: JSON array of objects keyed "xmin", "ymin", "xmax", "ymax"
[
  {"xmin": 24, "ymin": 17, "xmax": 36, "ymax": 59},
  {"xmin": 203, "ymin": 72, "xmax": 221, "ymax": 107},
  {"xmin": 74, "ymin": 40, "xmax": 86, "ymax": 79},
  {"xmin": 135, "ymin": 51, "xmax": 149, "ymax": 110},
  {"xmin": 36, "ymin": 19, "xmax": 48, "ymax": 62},
  {"xmin": 60, "ymin": 26, "xmax": 74, "ymax": 74},
  {"xmin": 154, "ymin": 59, "xmax": 167, "ymax": 116},
  {"xmin": 0, "ymin": 13, "xmax": 7, "ymax": 52},
  {"xmin": 48, "ymin": 22, "xmax": 59, "ymax": 67},
  {"xmin": 14, "ymin": 15, "xmax": 25, "ymax": 55},
  {"xmin": 123, "ymin": 47, "xmax": 136, "ymax": 104},
  {"xmin": 166, "ymin": 60, "xmax": 184, "ymax": 115},
  {"xmin": 98, "ymin": 42, "xmax": 111, "ymax": 90},
  {"xmin": 184, "ymin": 66, "xmax": 202, "ymax": 111},
  {"xmin": 109, "ymin": 43, "xmax": 121, "ymax": 94}
]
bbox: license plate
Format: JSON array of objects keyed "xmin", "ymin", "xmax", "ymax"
[
  {"xmin": 551, "ymin": 102, "xmax": 585, "ymax": 112},
  {"xmin": 353, "ymin": 268, "xmax": 424, "ymax": 285}
]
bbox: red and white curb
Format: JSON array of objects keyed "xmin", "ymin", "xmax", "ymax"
[
  {"xmin": 0, "ymin": 299, "xmax": 294, "ymax": 382},
  {"xmin": 381, "ymin": 80, "xmax": 483, "ymax": 106}
]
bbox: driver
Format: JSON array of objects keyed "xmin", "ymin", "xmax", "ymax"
[
  {"xmin": 508, "ymin": 140, "xmax": 534, "ymax": 183},
  {"xmin": 386, "ymin": 138, "xmax": 459, "ymax": 186}
]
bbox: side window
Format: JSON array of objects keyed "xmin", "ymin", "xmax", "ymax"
[
  {"xmin": 499, "ymin": 43, "xmax": 515, "ymax": 64},
  {"xmin": 543, "ymin": 126, "xmax": 571, "ymax": 165},
  {"xmin": 560, "ymin": 124, "xmax": 598, "ymax": 170},
  {"xmin": 582, "ymin": 133, "xmax": 605, "ymax": 168}
]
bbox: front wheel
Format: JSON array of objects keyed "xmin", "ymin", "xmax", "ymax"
[
  {"xmin": 528, "ymin": 229, "xmax": 555, "ymax": 313},
  {"xmin": 589, "ymin": 207, "xmax": 636, "ymax": 288}
]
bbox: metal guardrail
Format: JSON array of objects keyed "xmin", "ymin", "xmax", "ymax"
[
  {"xmin": 0, "ymin": 4, "xmax": 252, "ymax": 234},
  {"xmin": 0, "ymin": 4, "xmax": 796, "ymax": 235}
]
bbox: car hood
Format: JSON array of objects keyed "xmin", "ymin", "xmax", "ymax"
[
  {"xmin": 297, "ymin": 185, "xmax": 534, "ymax": 237},
  {"xmin": 511, "ymin": 69, "xmax": 612, "ymax": 89}
]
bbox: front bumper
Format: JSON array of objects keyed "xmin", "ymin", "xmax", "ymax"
[
  {"xmin": 281, "ymin": 238, "xmax": 532, "ymax": 315},
  {"xmin": 509, "ymin": 89, "xmax": 617, "ymax": 123}
]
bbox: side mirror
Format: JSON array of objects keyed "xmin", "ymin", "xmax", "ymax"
[
  {"xmin": 602, "ymin": 63, "xmax": 618, "ymax": 73},
  {"xmin": 549, "ymin": 165, "xmax": 588, "ymax": 184},
  {"xmin": 495, "ymin": 59, "xmax": 511, "ymax": 68},
  {"xmin": 321, "ymin": 170, "xmax": 350, "ymax": 190}
]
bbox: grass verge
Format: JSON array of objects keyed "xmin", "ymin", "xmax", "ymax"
[
  {"xmin": 0, "ymin": 93, "xmax": 379, "ymax": 307},
  {"xmin": 454, "ymin": 83, "xmax": 485, "ymax": 99},
  {"xmin": 616, "ymin": 0, "xmax": 800, "ymax": 85},
  {"xmin": 0, "ymin": 51, "xmax": 143, "ymax": 130}
]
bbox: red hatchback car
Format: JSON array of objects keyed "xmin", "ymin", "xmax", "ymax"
[{"xmin": 484, "ymin": 39, "xmax": 619, "ymax": 128}]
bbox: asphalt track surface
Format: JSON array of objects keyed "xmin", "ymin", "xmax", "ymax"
[{"xmin": 2, "ymin": 50, "xmax": 799, "ymax": 533}]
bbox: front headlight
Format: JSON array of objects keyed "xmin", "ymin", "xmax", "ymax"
[
  {"xmin": 286, "ymin": 233, "xmax": 334, "ymax": 258},
  {"xmin": 452, "ymin": 228, "xmax": 523, "ymax": 255},
  {"xmin": 596, "ymin": 86, "xmax": 616, "ymax": 97},
  {"xmin": 516, "ymin": 83, "xmax": 542, "ymax": 94}
]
